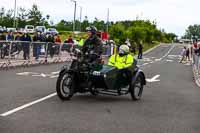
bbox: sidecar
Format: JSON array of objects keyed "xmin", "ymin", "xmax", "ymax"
[{"xmin": 87, "ymin": 59, "xmax": 146, "ymax": 100}]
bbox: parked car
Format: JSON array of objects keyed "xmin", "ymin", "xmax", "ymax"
[
  {"xmin": 35, "ymin": 26, "xmax": 46, "ymax": 33},
  {"xmin": 16, "ymin": 28, "xmax": 25, "ymax": 33},
  {"xmin": 7, "ymin": 27, "xmax": 17, "ymax": 33},
  {"xmin": 25, "ymin": 25, "xmax": 35, "ymax": 34},
  {"xmin": 46, "ymin": 28, "xmax": 59, "ymax": 35}
]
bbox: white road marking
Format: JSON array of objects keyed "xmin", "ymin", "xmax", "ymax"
[
  {"xmin": 51, "ymin": 71, "xmax": 59, "ymax": 75},
  {"xmin": 50, "ymin": 75, "xmax": 59, "ymax": 78},
  {"xmin": 16, "ymin": 71, "xmax": 59, "ymax": 78},
  {"xmin": 184, "ymin": 62, "xmax": 191, "ymax": 66},
  {"xmin": 166, "ymin": 60, "xmax": 173, "ymax": 62},
  {"xmin": 16, "ymin": 72, "xmax": 38, "ymax": 76},
  {"xmin": 155, "ymin": 58, "xmax": 162, "ymax": 61},
  {"xmin": 146, "ymin": 75, "xmax": 160, "ymax": 82},
  {"xmin": 143, "ymin": 63, "xmax": 149, "ymax": 66},
  {"xmin": 0, "ymin": 93, "xmax": 57, "ymax": 117}
]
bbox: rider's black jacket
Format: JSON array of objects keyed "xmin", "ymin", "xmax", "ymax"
[{"xmin": 82, "ymin": 34, "xmax": 103, "ymax": 56}]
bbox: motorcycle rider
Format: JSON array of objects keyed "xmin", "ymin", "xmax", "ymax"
[{"xmin": 82, "ymin": 26, "xmax": 103, "ymax": 63}]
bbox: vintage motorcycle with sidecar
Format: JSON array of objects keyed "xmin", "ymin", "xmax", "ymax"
[{"xmin": 56, "ymin": 48, "xmax": 146, "ymax": 101}]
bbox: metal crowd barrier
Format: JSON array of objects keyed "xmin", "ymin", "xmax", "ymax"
[
  {"xmin": 193, "ymin": 52, "xmax": 200, "ymax": 75},
  {"xmin": 0, "ymin": 40, "xmax": 116, "ymax": 69}
]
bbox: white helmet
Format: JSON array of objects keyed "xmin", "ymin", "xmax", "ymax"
[{"xmin": 119, "ymin": 44, "xmax": 129, "ymax": 54}]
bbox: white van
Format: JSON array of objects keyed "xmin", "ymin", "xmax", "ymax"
[
  {"xmin": 35, "ymin": 26, "xmax": 46, "ymax": 33},
  {"xmin": 25, "ymin": 25, "xmax": 35, "ymax": 33}
]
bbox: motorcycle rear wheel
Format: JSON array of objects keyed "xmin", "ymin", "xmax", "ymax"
[{"xmin": 130, "ymin": 74, "xmax": 144, "ymax": 101}]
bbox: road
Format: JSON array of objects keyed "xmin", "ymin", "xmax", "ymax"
[{"xmin": 0, "ymin": 44, "xmax": 200, "ymax": 133}]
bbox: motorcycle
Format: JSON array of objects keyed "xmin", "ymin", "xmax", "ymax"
[{"xmin": 56, "ymin": 48, "xmax": 146, "ymax": 101}]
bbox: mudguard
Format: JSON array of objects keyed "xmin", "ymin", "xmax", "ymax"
[{"xmin": 131, "ymin": 69, "xmax": 146, "ymax": 86}]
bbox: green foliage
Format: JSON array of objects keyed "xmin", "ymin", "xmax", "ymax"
[
  {"xmin": 27, "ymin": 4, "xmax": 42, "ymax": 26},
  {"xmin": 109, "ymin": 23, "xmax": 126, "ymax": 44},
  {"xmin": 184, "ymin": 24, "xmax": 200, "ymax": 39},
  {"xmin": 109, "ymin": 20, "xmax": 176, "ymax": 46}
]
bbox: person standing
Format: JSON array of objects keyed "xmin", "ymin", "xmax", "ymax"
[
  {"xmin": 7, "ymin": 31, "xmax": 14, "ymax": 41},
  {"xmin": 138, "ymin": 40, "xmax": 143, "ymax": 59},
  {"xmin": 21, "ymin": 32, "xmax": 32, "ymax": 60},
  {"xmin": 46, "ymin": 33, "xmax": 54, "ymax": 58},
  {"xmin": 33, "ymin": 32, "xmax": 42, "ymax": 61}
]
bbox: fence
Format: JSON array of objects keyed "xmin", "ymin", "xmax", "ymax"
[{"xmin": 0, "ymin": 41, "xmax": 116, "ymax": 69}]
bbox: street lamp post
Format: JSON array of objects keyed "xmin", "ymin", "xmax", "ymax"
[
  {"xmin": 13, "ymin": 0, "xmax": 17, "ymax": 28},
  {"xmin": 71, "ymin": 0, "xmax": 77, "ymax": 34},
  {"xmin": 79, "ymin": 6, "xmax": 82, "ymax": 32},
  {"xmin": 106, "ymin": 8, "xmax": 109, "ymax": 34}
]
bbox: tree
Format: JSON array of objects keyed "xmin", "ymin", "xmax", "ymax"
[
  {"xmin": 184, "ymin": 24, "xmax": 200, "ymax": 39},
  {"xmin": 0, "ymin": 7, "xmax": 5, "ymax": 24},
  {"xmin": 109, "ymin": 23, "xmax": 126, "ymax": 44},
  {"xmin": 56, "ymin": 20, "xmax": 73, "ymax": 31},
  {"xmin": 27, "ymin": 4, "xmax": 42, "ymax": 26},
  {"xmin": 81, "ymin": 16, "xmax": 89, "ymax": 32},
  {"xmin": 17, "ymin": 7, "xmax": 28, "ymax": 27}
]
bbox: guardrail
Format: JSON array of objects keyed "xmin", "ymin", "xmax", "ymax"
[{"xmin": 0, "ymin": 41, "xmax": 116, "ymax": 69}]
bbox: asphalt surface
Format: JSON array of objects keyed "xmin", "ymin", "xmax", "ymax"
[{"xmin": 0, "ymin": 43, "xmax": 200, "ymax": 133}]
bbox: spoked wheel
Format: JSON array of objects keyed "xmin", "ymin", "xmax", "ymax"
[
  {"xmin": 130, "ymin": 74, "xmax": 144, "ymax": 101},
  {"xmin": 56, "ymin": 71, "xmax": 75, "ymax": 100}
]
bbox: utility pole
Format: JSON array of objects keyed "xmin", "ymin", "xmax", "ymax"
[
  {"xmin": 71, "ymin": 0, "xmax": 77, "ymax": 34},
  {"xmin": 16, "ymin": 7, "xmax": 19, "ymax": 28},
  {"xmin": 79, "ymin": 6, "xmax": 82, "ymax": 32},
  {"xmin": 13, "ymin": 0, "xmax": 17, "ymax": 28},
  {"xmin": 106, "ymin": 8, "xmax": 109, "ymax": 33}
]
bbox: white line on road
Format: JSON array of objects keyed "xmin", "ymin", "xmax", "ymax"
[
  {"xmin": 166, "ymin": 59, "xmax": 173, "ymax": 62},
  {"xmin": 0, "ymin": 93, "xmax": 57, "ymax": 117},
  {"xmin": 51, "ymin": 71, "xmax": 60, "ymax": 74},
  {"xmin": 142, "ymin": 63, "xmax": 149, "ymax": 66},
  {"xmin": 50, "ymin": 75, "xmax": 59, "ymax": 78},
  {"xmin": 146, "ymin": 75, "xmax": 160, "ymax": 82}
]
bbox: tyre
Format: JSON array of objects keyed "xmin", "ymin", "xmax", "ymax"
[
  {"xmin": 130, "ymin": 74, "xmax": 144, "ymax": 101},
  {"xmin": 56, "ymin": 71, "xmax": 75, "ymax": 100},
  {"xmin": 88, "ymin": 82, "xmax": 98, "ymax": 96},
  {"xmin": 1, "ymin": 49, "xmax": 5, "ymax": 59}
]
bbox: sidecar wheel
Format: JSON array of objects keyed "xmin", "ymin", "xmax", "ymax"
[
  {"xmin": 130, "ymin": 74, "xmax": 143, "ymax": 101},
  {"xmin": 56, "ymin": 72, "xmax": 75, "ymax": 100}
]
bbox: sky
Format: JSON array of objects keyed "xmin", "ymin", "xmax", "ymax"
[{"xmin": 1, "ymin": 0, "xmax": 200, "ymax": 37}]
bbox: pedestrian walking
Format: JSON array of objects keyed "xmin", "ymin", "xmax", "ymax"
[
  {"xmin": 186, "ymin": 47, "xmax": 190, "ymax": 61},
  {"xmin": 138, "ymin": 40, "xmax": 143, "ymax": 59},
  {"xmin": 179, "ymin": 46, "xmax": 186, "ymax": 63}
]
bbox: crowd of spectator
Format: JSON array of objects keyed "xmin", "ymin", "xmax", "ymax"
[{"xmin": 0, "ymin": 31, "xmax": 84, "ymax": 60}]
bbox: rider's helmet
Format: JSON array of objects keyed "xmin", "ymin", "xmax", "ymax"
[
  {"xmin": 119, "ymin": 44, "xmax": 130, "ymax": 55},
  {"xmin": 86, "ymin": 26, "xmax": 97, "ymax": 34}
]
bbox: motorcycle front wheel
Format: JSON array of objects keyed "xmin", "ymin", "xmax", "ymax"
[{"xmin": 56, "ymin": 71, "xmax": 75, "ymax": 100}]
